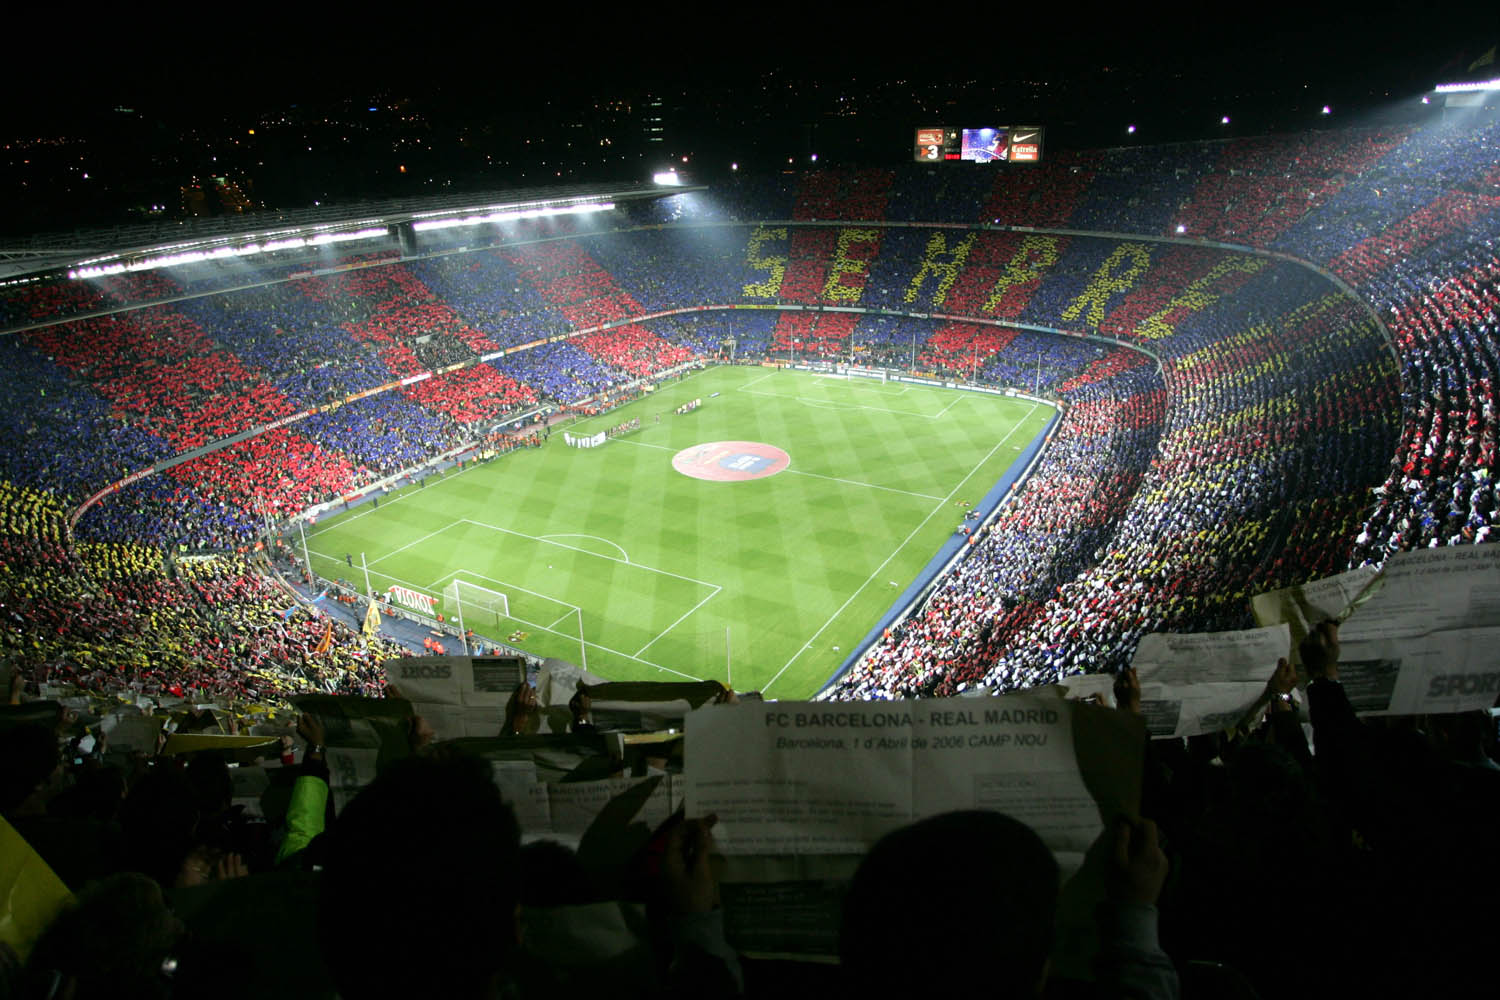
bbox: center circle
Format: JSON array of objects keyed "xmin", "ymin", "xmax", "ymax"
[{"xmin": 672, "ymin": 441, "xmax": 790, "ymax": 482}]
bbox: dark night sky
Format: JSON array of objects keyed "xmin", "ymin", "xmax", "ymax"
[
  {"xmin": 2, "ymin": 7, "xmax": 1495, "ymax": 234},
  {"xmin": 10, "ymin": 10, "xmax": 1495, "ymax": 125}
]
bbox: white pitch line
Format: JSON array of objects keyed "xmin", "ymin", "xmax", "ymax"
[
  {"xmin": 761, "ymin": 402, "xmax": 1041, "ymax": 695},
  {"xmin": 615, "ymin": 438, "xmax": 940, "ymax": 500},
  {"xmin": 365, "ymin": 520, "xmax": 465, "ymax": 569},
  {"xmin": 460, "ymin": 518, "xmax": 720, "ymax": 590},
  {"xmin": 933, "ymin": 394, "xmax": 964, "ymax": 418},
  {"xmin": 309, "ymin": 459, "xmax": 487, "ymax": 532},
  {"xmin": 784, "ymin": 467, "xmax": 944, "ymax": 502},
  {"xmin": 349, "ymin": 564, "xmax": 706, "ymax": 682},
  {"xmin": 421, "ymin": 568, "xmax": 580, "ymax": 609},
  {"xmin": 737, "ymin": 386, "xmax": 942, "ymax": 420},
  {"xmin": 634, "ymin": 585, "xmax": 721, "ymax": 658},
  {"xmin": 538, "ymin": 533, "xmax": 631, "ymax": 563}
]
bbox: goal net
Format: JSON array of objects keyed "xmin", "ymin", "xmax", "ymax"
[{"xmin": 444, "ymin": 580, "xmax": 510, "ymax": 625}]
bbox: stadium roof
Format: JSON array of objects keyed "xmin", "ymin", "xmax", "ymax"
[{"xmin": 0, "ymin": 181, "xmax": 695, "ymax": 281}]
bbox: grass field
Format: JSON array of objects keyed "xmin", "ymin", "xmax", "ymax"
[{"xmin": 303, "ymin": 366, "xmax": 1052, "ymax": 698}]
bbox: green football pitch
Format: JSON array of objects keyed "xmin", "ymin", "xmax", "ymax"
[{"xmin": 303, "ymin": 366, "xmax": 1052, "ymax": 699}]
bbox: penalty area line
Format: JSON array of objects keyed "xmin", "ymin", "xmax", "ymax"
[
  {"xmin": 633, "ymin": 584, "xmax": 722, "ymax": 658},
  {"xmin": 368, "ymin": 567, "xmax": 706, "ymax": 682}
]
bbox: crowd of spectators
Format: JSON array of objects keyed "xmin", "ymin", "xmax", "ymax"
[
  {"xmin": 11, "ymin": 619, "xmax": 1490, "ymax": 996},
  {"xmin": 1, "ymin": 481, "xmax": 393, "ymax": 708},
  {"xmin": 769, "ymin": 311, "xmax": 856, "ymax": 358},
  {"xmin": 2, "ymin": 118, "xmax": 1499, "ymax": 998},
  {"xmin": 172, "ymin": 283, "xmax": 396, "ymax": 408},
  {"xmin": 0, "ymin": 113, "xmax": 1493, "ymax": 726},
  {"xmin": 1170, "ymin": 127, "xmax": 1409, "ymax": 244},
  {"xmin": 24, "ymin": 308, "xmax": 298, "ymax": 452},
  {"xmin": 298, "ymin": 393, "xmax": 458, "ymax": 480},
  {"xmin": 1354, "ymin": 242, "xmax": 1500, "ymax": 559},
  {"xmin": 832, "ymin": 368, "xmax": 1167, "ymax": 699},
  {"xmin": 490, "ymin": 341, "xmax": 619, "ymax": 403},
  {"xmin": 0, "ymin": 336, "xmax": 175, "ymax": 501},
  {"xmin": 831, "ymin": 235, "xmax": 1399, "ymax": 696},
  {"xmin": 572, "ymin": 325, "xmax": 696, "ymax": 377},
  {"xmin": 75, "ymin": 477, "xmax": 262, "ymax": 552}
]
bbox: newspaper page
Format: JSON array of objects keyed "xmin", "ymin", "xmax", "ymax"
[
  {"xmin": 1338, "ymin": 626, "xmax": 1500, "ymax": 716},
  {"xmin": 1330, "ymin": 547, "xmax": 1500, "ymax": 715},
  {"xmin": 578, "ymin": 680, "xmax": 726, "ymax": 732},
  {"xmin": 1250, "ymin": 564, "xmax": 1381, "ymax": 635},
  {"xmin": 489, "ymin": 760, "xmax": 553, "ymax": 834},
  {"xmin": 1338, "ymin": 546, "xmax": 1500, "ymax": 642},
  {"xmin": 1057, "ymin": 673, "xmax": 1117, "ymax": 705},
  {"xmin": 684, "ymin": 695, "xmax": 1138, "ymax": 859},
  {"xmin": 383, "ymin": 655, "xmax": 529, "ymax": 739},
  {"xmin": 683, "ymin": 695, "xmax": 1142, "ymax": 959},
  {"xmin": 1129, "ymin": 625, "xmax": 1291, "ymax": 738},
  {"xmin": 547, "ymin": 774, "xmax": 678, "ymax": 836}
]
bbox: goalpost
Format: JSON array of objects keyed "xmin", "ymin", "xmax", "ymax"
[
  {"xmin": 444, "ymin": 580, "xmax": 509, "ymax": 625},
  {"xmin": 443, "ymin": 578, "xmax": 588, "ymax": 669}
]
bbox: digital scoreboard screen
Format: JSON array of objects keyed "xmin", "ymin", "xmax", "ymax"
[{"xmin": 914, "ymin": 125, "xmax": 1043, "ymax": 163}]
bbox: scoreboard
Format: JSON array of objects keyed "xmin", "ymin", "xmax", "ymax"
[{"xmin": 914, "ymin": 126, "xmax": 1044, "ymax": 163}]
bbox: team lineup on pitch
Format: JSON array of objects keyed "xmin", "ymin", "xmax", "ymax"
[{"xmin": 305, "ymin": 367, "xmax": 1051, "ymax": 698}]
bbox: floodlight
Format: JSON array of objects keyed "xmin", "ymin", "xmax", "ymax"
[
  {"xmin": 652, "ymin": 170, "xmax": 682, "ymax": 185},
  {"xmin": 1127, "ymin": 124, "xmax": 1136, "ymax": 134},
  {"xmin": 1434, "ymin": 78, "xmax": 1500, "ymax": 93}
]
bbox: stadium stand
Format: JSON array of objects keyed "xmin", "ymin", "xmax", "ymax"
[{"xmin": 3, "ymin": 112, "xmax": 1499, "ymax": 998}]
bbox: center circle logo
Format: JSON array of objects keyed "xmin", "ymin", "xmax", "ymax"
[{"xmin": 672, "ymin": 441, "xmax": 790, "ymax": 482}]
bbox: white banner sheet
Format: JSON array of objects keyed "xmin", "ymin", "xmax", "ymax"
[
  {"xmin": 683, "ymin": 695, "xmax": 1141, "ymax": 865},
  {"xmin": 383, "ymin": 656, "xmax": 530, "ymax": 739},
  {"xmin": 1129, "ymin": 625, "xmax": 1291, "ymax": 739}
]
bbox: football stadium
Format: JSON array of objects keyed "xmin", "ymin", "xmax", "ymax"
[{"xmin": 2, "ymin": 40, "xmax": 1498, "ymax": 999}]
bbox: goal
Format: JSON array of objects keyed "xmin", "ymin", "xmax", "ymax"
[
  {"xmin": 441, "ymin": 576, "xmax": 589, "ymax": 669},
  {"xmin": 444, "ymin": 580, "xmax": 510, "ymax": 626}
]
